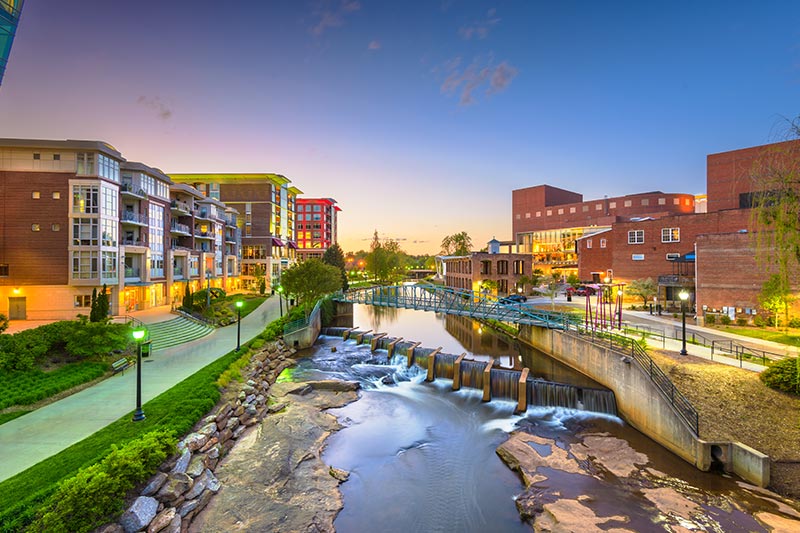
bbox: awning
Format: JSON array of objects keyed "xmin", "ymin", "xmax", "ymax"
[
  {"xmin": 271, "ymin": 237, "xmax": 285, "ymax": 247},
  {"xmin": 287, "ymin": 240, "xmax": 298, "ymax": 249}
]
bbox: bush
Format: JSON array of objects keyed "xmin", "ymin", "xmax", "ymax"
[
  {"xmin": 754, "ymin": 314, "xmax": 767, "ymax": 328},
  {"xmin": 736, "ymin": 318, "xmax": 748, "ymax": 327},
  {"xmin": 789, "ymin": 317, "xmax": 800, "ymax": 328},
  {"xmin": 29, "ymin": 429, "xmax": 175, "ymax": 533},
  {"xmin": 704, "ymin": 314, "xmax": 716, "ymax": 325},
  {"xmin": 720, "ymin": 315, "xmax": 732, "ymax": 325},
  {"xmin": 760, "ymin": 357, "xmax": 800, "ymax": 395}
]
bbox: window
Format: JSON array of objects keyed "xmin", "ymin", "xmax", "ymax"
[
  {"xmin": 77, "ymin": 153, "xmax": 95, "ymax": 175},
  {"xmin": 497, "ymin": 260, "xmax": 508, "ymax": 274},
  {"xmin": 661, "ymin": 227, "xmax": 680, "ymax": 243},
  {"xmin": 53, "ymin": 191, "xmax": 61, "ymax": 199},
  {"xmin": 52, "ymin": 223, "xmax": 60, "ymax": 232},
  {"xmin": 515, "ymin": 214, "xmax": 520, "ymax": 220},
  {"xmin": 31, "ymin": 224, "xmax": 41, "ymax": 231},
  {"xmin": 570, "ymin": 207, "xmax": 576, "ymax": 214},
  {"xmin": 595, "ymin": 204, "xmax": 602, "ymax": 210},
  {"xmin": 32, "ymin": 191, "xmax": 40, "ymax": 199},
  {"xmin": 0, "ymin": 264, "xmax": 8, "ymax": 276},
  {"xmin": 535, "ymin": 211, "xmax": 541, "ymax": 217},
  {"xmin": 557, "ymin": 208, "xmax": 564, "ymax": 215},
  {"xmin": 673, "ymin": 198, "xmax": 679, "ymax": 205},
  {"xmin": 624, "ymin": 200, "xmax": 632, "ymax": 207},
  {"xmin": 53, "ymin": 154, "xmax": 61, "ymax": 161},
  {"xmin": 513, "ymin": 260, "xmax": 525, "ymax": 274},
  {"xmin": 666, "ymin": 253, "xmax": 681, "ymax": 261},
  {"xmin": 609, "ymin": 202, "xmax": 616, "ymax": 209},
  {"xmin": 72, "ymin": 251, "xmax": 99, "ymax": 279},
  {"xmin": 75, "ymin": 295, "xmax": 91, "ymax": 307},
  {"xmin": 600, "ymin": 238, "xmax": 607, "ymax": 248},
  {"xmin": 586, "ymin": 239, "xmax": 592, "ymax": 249},
  {"xmin": 628, "ymin": 230, "xmax": 644, "ymax": 244},
  {"xmin": 73, "ymin": 185, "xmax": 99, "ymax": 214},
  {"xmin": 641, "ymin": 199, "xmax": 649, "ymax": 206},
  {"xmin": 33, "ymin": 153, "xmax": 40, "ymax": 160},
  {"xmin": 546, "ymin": 210, "xmax": 552, "ymax": 216},
  {"xmin": 582, "ymin": 205, "xmax": 589, "ymax": 212},
  {"xmin": 684, "ymin": 198, "xmax": 691, "ymax": 206},
  {"xmin": 658, "ymin": 198, "xmax": 666, "ymax": 205},
  {"xmin": 631, "ymin": 254, "xmax": 645, "ymax": 261}
]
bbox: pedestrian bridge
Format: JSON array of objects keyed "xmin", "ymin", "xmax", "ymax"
[{"xmin": 332, "ymin": 284, "xmax": 575, "ymax": 329}]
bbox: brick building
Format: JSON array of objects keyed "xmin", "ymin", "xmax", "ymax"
[
  {"xmin": 0, "ymin": 139, "xmax": 241, "ymax": 319},
  {"xmin": 295, "ymin": 197, "xmax": 340, "ymax": 261},
  {"xmin": 512, "ymin": 184, "xmax": 695, "ymax": 277},
  {"xmin": 441, "ymin": 240, "xmax": 532, "ymax": 296},
  {"xmin": 169, "ymin": 174, "xmax": 300, "ymax": 291}
]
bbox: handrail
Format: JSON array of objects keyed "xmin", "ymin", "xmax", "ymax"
[
  {"xmin": 283, "ymin": 299, "xmax": 323, "ymax": 334},
  {"xmin": 710, "ymin": 339, "xmax": 784, "ymax": 366}
]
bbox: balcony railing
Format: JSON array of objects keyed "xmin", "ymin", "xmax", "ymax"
[
  {"xmin": 121, "ymin": 211, "xmax": 147, "ymax": 225},
  {"xmin": 124, "ymin": 267, "xmax": 140, "ymax": 278},
  {"xmin": 122, "ymin": 238, "xmax": 146, "ymax": 247},
  {"xmin": 170, "ymin": 221, "xmax": 191, "ymax": 234},
  {"xmin": 121, "ymin": 181, "xmax": 146, "ymax": 197},
  {"xmin": 171, "ymin": 199, "xmax": 191, "ymax": 213},
  {"xmin": 194, "ymin": 229, "xmax": 213, "ymax": 239}
]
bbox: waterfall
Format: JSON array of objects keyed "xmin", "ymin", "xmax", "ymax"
[
  {"xmin": 490, "ymin": 369, "xmax": 521, "ymax": 401},
  {"xmin": 460, "ymin": 360, "xmax": 485, "ymax": 389},
  {"xmin": 581, "ymin": 388, "xmax": 617, "ymax": 416},
  {"xmin": 434, "ymin": 353, "xmax": 457, "ymax": 380},
  {"xmin": 527, "ymin": 379, "xmax": 579, "ymax": 410}
]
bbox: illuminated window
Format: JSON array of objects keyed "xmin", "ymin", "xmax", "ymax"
[
  {"xmin": 661, "ymin": 227, "xmax": 680, "ymax": 243},
  {"xmin": 31, "ymin": 223, "xmax": 41, "ymax": 231},
  {"xmin": 32, "ymin": 191, "xmax": 40, "ymax": 199}
]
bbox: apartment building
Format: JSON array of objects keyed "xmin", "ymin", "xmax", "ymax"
[
  {"xmin": 295, "ymin": 197, "xmax": 340, "ymax": 261},
  {"xmin": 0, "ymin": 0, "xmax": 24, "ymax": 87},
  {"xmin": 168, "ymin": 174, "xmax": 300, "ymax": 291},
  {"xmin": 0, "ymin": 138, "xmax": 240, "ymax": 320},
  {"xmin": 512, "ymin": 184, "xmax": 695, "ymax": 277}
]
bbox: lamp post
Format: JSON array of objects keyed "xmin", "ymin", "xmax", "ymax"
[
  {"xmin": 277, "ymin": 285, "xmax": 284, "ymax": 317},
  {"xmin": 679, "ymin": 290, "xmax": 689, "ymax": 356},
  {"xmin": 205, "ymin": 269, "xmax": 212, "ymax": 309},
  {"xmin": 617, "ymin": 287, "xmax": 623, "ymax": 329},
  {"xmin": 132, "ymin": 328, "xmax": 146, "ymax": 422},
  {"xmin": 235, "ymin": 300, "xmax": 244, "ymax": 351}
]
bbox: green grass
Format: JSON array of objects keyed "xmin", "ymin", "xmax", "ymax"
[
  {"xmin": 0, "ymin": 362, "xmax": 108, "ymax": 410},
  {"xmin": 718, "ymin": 326, "xmax": 800, "ymax": 348},
  {"xmin": 0, "ymin": 411, "xmax": 31, "ymax": 426},
  {"xmin": 0, "ymin": 340, "xmax": 258, "ymax": 532},
  {"xmin": 224, "ymin": 295, "xmax": 265, "ymax": 320}
]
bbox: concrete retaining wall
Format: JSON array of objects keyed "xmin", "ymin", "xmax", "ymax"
[{"xmin": 284, "ymin": 304, "xmax": 322, "ymax": 350}]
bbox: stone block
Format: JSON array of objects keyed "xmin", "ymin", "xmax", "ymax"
[{"xmin": 120, "ymin": 496, "xmax": 158, "ymax": 533}]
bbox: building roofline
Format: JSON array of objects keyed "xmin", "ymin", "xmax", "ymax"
[
  {"xmin": 169, "ymin": 173, "xmax": 291, "ymax": 186},
  {"xmin": 170, "ymin": 182, "xmax": 204, "ymax": 198},
  {"xmin": 122, "ymin": 161, "xmax": 173, "ymax": 184},
  {"xmin": 0, "ymin": 138, "xmax": 124, "ymax": 159}
]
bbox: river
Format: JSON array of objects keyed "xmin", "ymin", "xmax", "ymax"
[{"xmin": 295, "ymin": 304, "xmax": 800, "ymax": 532}]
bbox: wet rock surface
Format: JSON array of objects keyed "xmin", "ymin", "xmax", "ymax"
[
  {"xmin": 188, "ymin": 380, "xmax": 359, "ymax": 532},
  {"xmin": 497, "ymin": 429, "xmax": 800, "ymax": 532}
]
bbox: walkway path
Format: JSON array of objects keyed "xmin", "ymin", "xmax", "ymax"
[{"xmin": 0, "ymin": 297, "xmax": 282, "ymax": 482}]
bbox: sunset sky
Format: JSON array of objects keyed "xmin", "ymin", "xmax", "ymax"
[{"xmin": 1, "ymin": 1, "xmax": 800, "ymax": 254}]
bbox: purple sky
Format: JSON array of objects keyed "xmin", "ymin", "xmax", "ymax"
[{"xmin": 2, "ymin": 1, "xmax": 800, "ymax": 254}]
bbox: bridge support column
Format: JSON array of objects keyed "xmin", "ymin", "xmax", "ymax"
[
  {"xmin": 426, "ymin": 347, "xmax": 442, "ymax": 382},
  {"xmin": 407, "ymin": 342, "xmax": 422, "ymax": 367},
  {"xmin": 515, "ymin": 368, "xmax": 529, "ymax": 414},
  {"xmin": 387, "ymin": 337, "xmax": 403, "ymax": 358},
  {"xmin": 342, "ymin": 327, "xmax": 358, "ymax": 341},
  {"xmin": 370, "ymin": 333, "xmax": 387, "ymax": 351},
  {"xmin": 482, "ymin": 358, "xmax": 494, "ymax": 402},
  {"xmin": 452, "ymin": 353, "xmax": 466, "ymax": 390},
  {"xmin": 355, "ymin": 329, "xmax": 372, "ymax": 344}
]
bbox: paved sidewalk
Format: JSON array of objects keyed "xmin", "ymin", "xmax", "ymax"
[{"xmin": 0, "ymin": 296, "xmax": 282, "ymax": 482}]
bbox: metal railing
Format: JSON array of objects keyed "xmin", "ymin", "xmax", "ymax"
[
  {"xmin": 710, "ymin": 339, "xmax": 785, "ymax": 366},
  {"xmin": 121, "ymin": 211, "xmax": 147, "ymax": 224},
  {"xmin": 284, "ymin": 299, "xmax": 323, "ymax": 335}
]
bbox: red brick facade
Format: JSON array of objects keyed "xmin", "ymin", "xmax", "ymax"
[{"xmin": 443, "ymin": 252, "xmax": 531, "ymax": 296}]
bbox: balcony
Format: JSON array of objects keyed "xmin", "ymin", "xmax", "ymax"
[
  {"xmin": 194, "ymin": 229, "xmax": 213, "ymax": 240},
  {"xmin": 173, "ymin": 267, "xmax": 185, "ymax": 280},
  {"xmin": 122, "ymin": 238, "xmax": 147, "ymax": 247},
  {"xmin": 195, "ymin": 209, "xmax": 212, "ymax": 221},
  {"xmin": 225, "ymin": 215, "xmax": 237, "ymax": 227},
  {"xmin": 121, "ymin": 211, "xmax": 148, "ymax": 226},
  {"xmin": 124, "ymin": 267, "xmax": 140, "ymax": 279},
  {"xmin": 170, "ymin": 221, "xmax": 191, "ymax": 235},
  {"xmin": 170, "ymin": 199, "xmax": 191, "ymax": 215},
  {"xmin": 121, "ymin": 181, "xmax": 146, "ymax": 199}
]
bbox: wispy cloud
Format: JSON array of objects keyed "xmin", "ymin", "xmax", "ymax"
[
  {"xmin": 368, "ymin": 40, "xmax": 381, "ymax": 50},
  {"xmin": 439, "ymin": 56, "xmax": 519, "ymax": 105},
  {"xmin": 136, "ymin": 96, "xmax": 172, "ymax": 120},
  {"xmin": 459, "ymin": 8, "xmax": 501, "ymax": 40},
  {"xmin": 310, "ymin": 0, "xmax": 361, "ymax": 36}
]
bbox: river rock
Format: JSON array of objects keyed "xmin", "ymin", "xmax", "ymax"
[
  {"xmin": 186, "ymin": 454, "xmax": 207, "ymax": 478},
  {"xmin": 146, "ymin": 507, "xmax": 176, "ymax": 533},
  {"xmin": 172, "ymin": 449, "xmax": 191, "ymax": 474},
  {"xmin": 156, "ymin": 473, "xmax": 193, "ymax": 503},
  {"xmin": 199, "ymin": 436, "xmax": 218, "ymax": 453},
  {"xmin": 141, "ymin": 472, "xmax": 169, "ymax": 497},
  {"xmin": 181, "ymin": 432, "xmax": 207, "ymax": 452},
  {"xmin": 198, "ymin": 421, "xmax": 218, "ymax": 438},
  {"xmin": 164, "ymin": 514, "xmax": 181, "ymax": 533},
  {"xmin": 120, "ymin": 496, "xmax": 158, "ymax": 533},
  {"xmin": 184, "ymin": 469, "xmax": 220, "ymax": 500}
]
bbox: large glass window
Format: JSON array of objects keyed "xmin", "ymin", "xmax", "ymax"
[
  {"xmin": 101, "ymin": 218, "xmax": 117, "ymax": 246},
  {"xmin": 72, "ymin": 251, "xmax": 98, "ymax": 279},
  {"xmin": 102, "ymin": 251, "xmax": 117, "ymax": 279},
  {"xmin": 101, "ymin": 185, "xmax": 118, "ymax": 217},
  {"xmin": 73, "ymin": 185, "xmax": 99, "ymax": 214},
  {"xmin": 98, "ymin": 154, "xmax": 120, "ymax": 182},
  {"xmin": 73, "ymin": 218, "xmax": 98, "ymax": 246},
  {"xmin": 149, "ymin": 204, "xmax": 164, "ymax": 278},
  {"xmin": 76, "ymin": 153, "xmax": 95, "ymax": 175}
]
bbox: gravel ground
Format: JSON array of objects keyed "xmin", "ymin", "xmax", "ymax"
[{"xmin": 649, "ymin": 348, "xmax": 800, "ymax": 498}]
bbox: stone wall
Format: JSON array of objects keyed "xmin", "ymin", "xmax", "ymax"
[{"xmin": 96, "ymin": 340, "xmax": 297, "ymax": 533}]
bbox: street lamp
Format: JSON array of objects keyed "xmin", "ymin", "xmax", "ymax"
[
  {"xmin": 277, "ymin": 285, "xmax": 284, "ymax": 317},
  {"xmin": 132, "ymin": 328, "xmax": 146, "ymax": 422},
  {"xmin": 235, "ymin": 300, "xmax": 244, "ymax": 351},
  {"xmin": 205, "ymin": 269, "xmax": 212, "ymax": 309},
  {"xmin": 617, "ymin": 287, "xmax": 623, "ymax": 329},
  {"xmin": 679, "ymin": 290, "xmax": 689, "ymax": 356}
]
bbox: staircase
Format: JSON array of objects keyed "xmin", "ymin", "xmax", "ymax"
[{"xmin": 145, "ymin": 317, "xmax": 215, "ymax": 352}]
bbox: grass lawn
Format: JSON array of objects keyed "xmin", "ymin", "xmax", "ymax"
[
  {"xmin": 717, "ymin": 325, "xmax": 800, "ymax": 348},
  {"xmin": 223, "ymin": 294, "xmax": 266, "ymax": 319},
  {"xmin": 0, "ymin": 362, "xmax": 108, "ymax": 411}
]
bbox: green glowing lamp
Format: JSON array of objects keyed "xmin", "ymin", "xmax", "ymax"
[
  {"xmin": 235, "ymin": 300, "xmax": 244, "ymax": 309},
  {"xmin": 132, "ymin": 329, "xmax": 146, "ymax": 342}
]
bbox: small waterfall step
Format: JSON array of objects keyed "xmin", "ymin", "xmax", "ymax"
[{"xmin": 145, "ymin": 316, "xmax": 215, "ymax": 352}]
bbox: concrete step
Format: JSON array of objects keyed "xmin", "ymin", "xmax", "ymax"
[{"xmin": 145, "ymin": 317, "xmax": 215, "ymax": 352}]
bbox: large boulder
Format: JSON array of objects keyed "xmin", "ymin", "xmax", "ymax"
[
  {"xmin": 120, "ymin": 496, "xmax": 158, "ymax": 533},
  {"xmin": 156, "ymin": 473, "xmax": 193, "ymax": 503}
]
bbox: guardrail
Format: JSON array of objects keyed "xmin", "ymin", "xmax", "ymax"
[{"xmin": 283, "ymin": 299, "xmax": 322, "ymax": 335}]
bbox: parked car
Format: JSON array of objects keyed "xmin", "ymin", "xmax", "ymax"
[
  {"xmin": 500, "ymin": 294, "xmax": 527, "ymax": 304},
  {"xmin": 566, "ymin": 286, "xmax": 596, "ymax": 297}
]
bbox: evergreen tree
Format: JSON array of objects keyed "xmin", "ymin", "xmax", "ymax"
[
  {"xmin": 89, "ymin": 288, "xmax": 99, "ymax": 322},
  {"xmin": 322, "ymin": 243, "xmax": 348, "ymax": 290}
]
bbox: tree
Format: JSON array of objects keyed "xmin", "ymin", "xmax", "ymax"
[
  {"xmin": 759, "ymin": 274, "xmax": 794, "ymax": 328},
  {"xmin": 281, "ymin": 259, "xmax": 343, "ymax": 306},
  {"xmin": 182, "ymin": 285, "xmax": 193, "ymax": 311},
  {"xmin": 566, "ymin": 273, "xmax": 581, "ymax": 288},
  {"xmin": 0, "ymin": 313, "xmax": 8, "ymax": 334},
  {"xmin": 440, "ymin": 232, "xmax": 473, "ymax": 256},
  {"xmin": 627, "ymin": 278, "xmax": 657, "ymax": 306},
  {"xmin": 322, "ymin": 243, "xmax": 349, "ymax": 290},
  {"xmin": 480, "ymin": 279, "xmax": 498, "ymax": 297},
  {"xmin": 97, "ymin": 284, "xmax": 110, "ymax": 319},
  {"xmin": 89, "ymin": 288, "xmax": 99, "ymax": 322}
]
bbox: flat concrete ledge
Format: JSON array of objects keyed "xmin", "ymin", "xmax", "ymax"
[{"xmin": 732, "ymin": 441, "xmax": 771, "ymax": 488}]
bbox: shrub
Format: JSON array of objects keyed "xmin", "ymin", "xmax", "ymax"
[
  {"xmin": 720, "ymin": 315, "xmax": 732, "ymax": 325},
  {"xmin": 65, "ymin": 322, "xmax": 130, "ymax": 359},
  {"xmin": 704, "ymin": 314, "xmax": 716, "ymax": 325},
  {"xmin": 760, "ymin": 357, "xmax": 800, "ymax": 395},
  {"xmin": 736, "ymin": 318, "xmax": 748, "ymax": 327},
  {"xmin": 0, "ymin": 313, "xmax": 8, "ymax": 334},
  {"xmin": 753, "ymin": 314, "xmax": 767, "ymax": 327},
  {"xmin": 29, "ymin": 430, "xmax": 175, "ymax": 533},
  {"xmin": 788, "ymin": 317, "xmax": 800, "ymax": 328}
]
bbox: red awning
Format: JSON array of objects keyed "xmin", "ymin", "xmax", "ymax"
[
  {"xmin": 271, "ymin": 237, "xmax": 285, "ymax": 247},
  {"xmin": 287, "ymin": 240, "xmax": 298, "ymax": 249}
]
